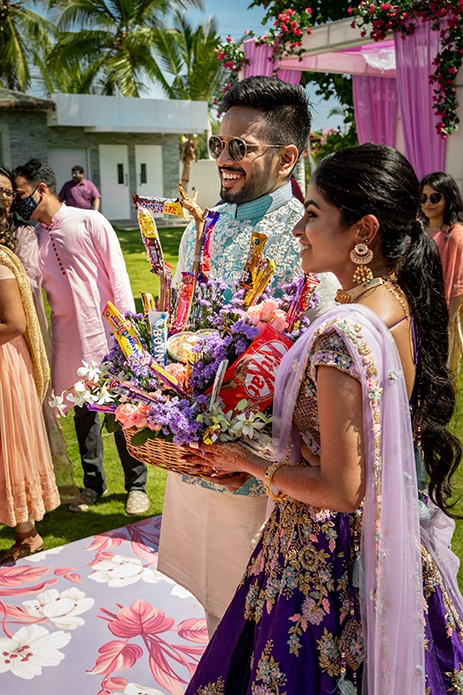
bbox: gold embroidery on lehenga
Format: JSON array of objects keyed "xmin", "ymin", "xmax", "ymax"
[
  {"xmin": 252, "ymin": 640, "xmax": 288, "ymax": 694},
  {"xmin": 446, "ymin": 663, "xmax": 463, "ymax": 693},
  {"xmin": 422, "ymin": 546, "xmax": 463, "ymax": 638},
  {"xmin": 243, "ymin": 321, "xmax": 369, "ymax": 678},
  {"xmin": 195, "ymin": 676, "xmax": 225, "ymax": 695}
]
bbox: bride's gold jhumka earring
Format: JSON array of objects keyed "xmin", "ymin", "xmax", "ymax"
[
  {"xmin": 336, "ymin": 242, "xmax": 377, "ymax": 304},
  {"xmin": 351, "ymin": 242, "xmax": 374, "ymax": 285}
]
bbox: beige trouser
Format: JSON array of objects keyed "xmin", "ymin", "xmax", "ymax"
[{"xmin": 158, "ymin": 472, "xmax": 267, "ymax": 633}]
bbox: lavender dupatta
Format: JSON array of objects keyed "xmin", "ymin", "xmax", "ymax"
[{"xmin": 272, "ymin": 304, "xmax": 442, "ymax": 694}]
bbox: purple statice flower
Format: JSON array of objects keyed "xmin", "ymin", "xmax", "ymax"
[
  {"xmin": 190, "ymin": 333, "xmax": 228, "ymax": 392},
  {"xmin": 146, "ymin": 397, "xmax": 204, "ymax": 445},
  {"xmin": 186, "ymin": 277, "xmax": 231, "ymax": 331},
  {"xmin": 230, "ymin": 320, "xmax": 259, "ymax": 341},
  {"xmin": 308, "ymin": 288, "xmax": 320, "ymax": 310},
  {"xmin": 285, "ymin": 314, "xmax": 312, "ymax": 342}
]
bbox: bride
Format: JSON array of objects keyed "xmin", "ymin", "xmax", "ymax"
[{"xmin": 182, "ymin": 143, "xmax": 463, "ymax": 695}]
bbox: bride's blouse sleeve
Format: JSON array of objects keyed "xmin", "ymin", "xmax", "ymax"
[{"xmin": 309, "ymin": 329, "xmax": 360, "ymax": 380}]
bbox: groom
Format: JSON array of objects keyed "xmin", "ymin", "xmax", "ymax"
[{"xmin": 158, "ymin": 76, "xmax": 339, "ymax": 635}]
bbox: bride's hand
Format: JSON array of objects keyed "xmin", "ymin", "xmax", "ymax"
[{"xmin": 180, "ymin": 440, "xmax": 252, "ymax": 475}]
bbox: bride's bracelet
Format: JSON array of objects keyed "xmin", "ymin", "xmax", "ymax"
[{"xmin": 263, "ymin": 460, "xmax": 289, "ymax": 501}]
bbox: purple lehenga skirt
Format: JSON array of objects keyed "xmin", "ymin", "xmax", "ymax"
[{"xmin": 185, "ymin": 498, "xmax": 463, "ymax": 695}]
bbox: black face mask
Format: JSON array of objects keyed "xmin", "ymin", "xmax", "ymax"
[{"xmin": 13, "ymin": 186, "xmax": 40, "ymax": 220}]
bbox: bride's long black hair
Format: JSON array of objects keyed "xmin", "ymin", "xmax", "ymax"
[{"xmin": 313, "ymin": 143, "xmax": 461, "ymax": 517}]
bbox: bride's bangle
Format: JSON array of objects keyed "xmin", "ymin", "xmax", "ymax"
[{"xmin": 263, "ymin": 460, "xmax": 289, "ymax": 501}]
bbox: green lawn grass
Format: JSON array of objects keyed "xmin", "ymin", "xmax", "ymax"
[{"xmin": 0, "ymin": 222, "xmax": 462, "ymax": 591}]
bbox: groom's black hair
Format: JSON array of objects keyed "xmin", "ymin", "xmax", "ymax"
[{"xmin": 221, "ymin": 75, "xmax": 311, "ymax": 157}]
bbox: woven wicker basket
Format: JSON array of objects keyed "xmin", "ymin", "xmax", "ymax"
[{"xmin": 123, "ymin": 427, "xmax": 211, "ymax": 476}]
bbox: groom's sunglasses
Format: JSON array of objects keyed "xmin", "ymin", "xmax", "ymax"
[{"xmin": 208, "ymin": 135, "xmax": 286, "ymax": 162}]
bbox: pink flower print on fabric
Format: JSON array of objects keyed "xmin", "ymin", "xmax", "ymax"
[
  {"xmin": 124, "ymin": 684, "xmax": 165, "ymax": 695},
  {"xmin": 0, "ymin": 624, "xmax": 71, "ymax": 679},
  {"xmin": 93, "ymin": 600, "xmax": 208, "ymax": 695},
  {"xmin": 176, "ymin": 618, "xmax": 209, "ymax": 644},
  {"xmin": 87, "ymin": 640, "xmax": 143, "ymax": 675},
  {"xmin": 108, "ymin": 600, "xmax": 175, "ymax": 639}
]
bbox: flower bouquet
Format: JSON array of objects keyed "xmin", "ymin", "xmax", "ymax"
[{"xmin": 51, "ymin": 187, "xmax": 319, "ymax": 476}]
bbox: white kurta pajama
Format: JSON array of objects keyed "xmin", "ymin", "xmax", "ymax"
[{"xmin": 158, "ymin": 183, "xmax": 339, "ymax": 630}]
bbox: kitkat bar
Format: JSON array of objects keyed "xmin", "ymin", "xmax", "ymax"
[{"xmin": 208, "ymin": 324, "xmax": 293, "ymax": 414}]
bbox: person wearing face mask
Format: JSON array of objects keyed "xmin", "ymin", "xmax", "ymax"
[
  {"xmin": 420, "ymin": 172, "xmax": 463, "ymax": 384},
  {"xmin": 13, "ymin": 159, "xmax": 150, "ymax": 516},
  {"xmin": 0, "ymin": 166, "xmax": 80, "ymax": 504},
  {"xmin": 58, "ymin": 165, "xmax": 101, "ymax": 211},
  {"xmin": 159, "ymin": 76, "xmax": 340, "ymax": 637}
]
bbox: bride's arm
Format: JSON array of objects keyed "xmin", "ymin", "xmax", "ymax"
[{"xmin": 184, "ymin": 365, "xmax": 366, "ymax": 512}]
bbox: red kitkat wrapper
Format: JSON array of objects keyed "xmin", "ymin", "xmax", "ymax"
[{"xmin": 209, "ymin": 324, "xmax": 293, "ymax": 415}]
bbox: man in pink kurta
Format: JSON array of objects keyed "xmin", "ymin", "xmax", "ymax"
[
  {"xmin": 36, "ymin": 204, "xmax": 134, "ymax": 398},
  {"xmin": 13, "ymin": 159, "xmax": 150, "ymax": 516}
]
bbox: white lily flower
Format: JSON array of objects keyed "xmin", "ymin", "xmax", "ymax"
[
  {"xmin": 76, "ymin": 360, "xmax": 101, "ymax": 382},
  {"xmin": 228, "ymin": 412, "xmax": 266, "ymax": 439},
  {"xmin": 48, "ymin": 391, "xmax": 67, "ymax": 417},
  {"xmin": 66, "ymin": 381, "xmax": 92, "ymax": 408},
  {"xmin": 95, "ymin": 383, "xmax": 114, "ymax": 405}
]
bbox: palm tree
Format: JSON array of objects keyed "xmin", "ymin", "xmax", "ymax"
[
  {"xmin": 150, "ymin": 12, "xmax": 225, "ymax": 190},
  {"xmin": 0, "ymin": 0, "xmax": 56, "ymax": 92},
  {"xmin": 46, "ymin": 0, "xmax": 204, "ymax": 98},
  {"xmin": 150, "ymin": 12, "xmax": 224, "ymax": 101}
]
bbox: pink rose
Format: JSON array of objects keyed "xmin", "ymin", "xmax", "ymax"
[
  {"xmin": 270, "ymin": 309, "xmax": 289, "ymax": 333},
  {"xmin": 165, "ymin": 362, "xmax": 187, "ymax": 386},
  {"xmin": 115, "ymin": 403, "xmax": 149, "ymax": 430},
  {"xmin": 245, "ymin": 304, "xmax": 263, "ymax": 326},
  {"xmin": 259, "ymin": 299, "xmax": 279, "ymax": 322},
  {"xmin": 115, "ymin": 403, "xmax": 138, "ymax": 429},
  {"xmin": 129, "ymin": 403, "xmax": 150, "ymax": 429}
]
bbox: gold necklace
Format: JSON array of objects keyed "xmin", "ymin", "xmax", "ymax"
[
  {"xmin": 336, "ymin": 278, "xmax": 384, "ymax": 304},
  {"xmin": 336, "ymin": 275, "xmax": 409, "ymax": 317},
  {"xmin": 382, "ymin": 278, "xmax": 409, "ymax": 317}
]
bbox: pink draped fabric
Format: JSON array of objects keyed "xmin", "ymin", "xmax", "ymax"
[
  {"xmin": 394, "ymin": 18, "xmax": 446, "ymax": 179},
  {"xmin": 353, "ymin": 75, "xmax": 398, "ymax": 147},
  {"xmin": 243, "ymin": 39, "xmax": 301, "ymax": 84}
]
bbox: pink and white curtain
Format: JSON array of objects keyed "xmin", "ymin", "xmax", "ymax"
[
  {"xmin": 353, "ymin": 75, "xmax": 398, "ymax": 147},
  {"xmin": 394, "ymin": 18, "xmax": 446, "ymax": 179},
  {"xmin": 243, "ymin": 39, "xmax": 301, "ymax": 84}
]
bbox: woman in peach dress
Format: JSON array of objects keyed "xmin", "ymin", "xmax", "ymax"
[
  {"xmin": 0, "ymin": 210, "xmax": 60, "ymax": 563},
  {"xmin": 420, "ymin": 172, "xmax": 463, "ymax": 384}
]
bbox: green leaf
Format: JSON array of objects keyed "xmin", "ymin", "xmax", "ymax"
[
  {"xmin": 130, "ymin": 427, "xmax": 159, "ymax": 446},
  {"xmin": 236, "ymin": 399, "xmax": 248, "ymax": 412},
  {"xmin": 103, "ymin": 413, "xmax": 119, "ymax": 433}
]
